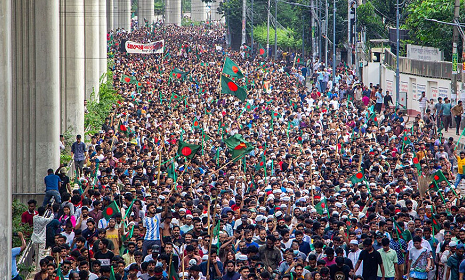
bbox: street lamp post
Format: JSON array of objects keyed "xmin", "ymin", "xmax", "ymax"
[
  {"xmin": 396, "ymin": 0, "xmax": 400, "ymax": 105},
  {"xmin": 333, "ymin": 0, "xmax": 336, "ymax": 83}
]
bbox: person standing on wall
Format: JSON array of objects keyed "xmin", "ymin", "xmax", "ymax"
[{"xmin": 452, "ymin": 100, "xmax": 464, "ymax": 135}]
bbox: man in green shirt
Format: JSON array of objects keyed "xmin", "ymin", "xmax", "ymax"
[{"xmin": 378, "ymin": 238, "xmax": 399, "ymax": 280}]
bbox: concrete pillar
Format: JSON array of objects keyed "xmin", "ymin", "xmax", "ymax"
[
  {"xmin": 210, "ymin": 1, "xmax": 223, "ymax": 23},
  {"xmin": 191, "ymin": 0, "xmax": 206, "ymax": 22},
  {"xmin": 35, "ymin": 0, "xmax": 61, "ymax": 191},
  {"xmin": 61, "ymin": 0, "xmax": 85, "ymax": 136},
  {"xmin": 99, "ymin": 0, "xmax": 108, "ymax": 80},
  {"xmin": 0, "ymin": 0, "xmax": 13, "ymax": 276},
  {"xmin": 84, "ymin": 0, "xmax": 101, "ymax": 100},
  {"xmin": 165, "ymin": 0, "xmax": 181, "ymax": 26},
  {"xmin": 139, "ymin": 0, "xmax": 154, "ymax": 27},
  {"xmin": 112, "ymin": 0, "xmax": 119, "ymax": 29},
  {"xmin": 118, "ymin": 0, "xmax": 131, "ymax": 30},
  {"xmin": 107, "ymin": 0, "xmax": 114, "ymax": 31}
]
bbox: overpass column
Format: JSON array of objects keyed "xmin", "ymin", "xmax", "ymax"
[
  {"xmin": 139, "ymin": 0, "xmax": 154, "ymax": 27},
  {"xmin": 35, "ymin": 0, "xmax": 61, "ymax": 192},
  {"xmin": 84, "ymin": 0, "xmax": 100, "ymax": 100},
  {"xmin": 0, "ymin": 0, "xmax": 13, "ymax": 277}
]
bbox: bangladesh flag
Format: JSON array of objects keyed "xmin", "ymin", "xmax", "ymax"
[
  {"xmin": 428, "ymin": 181, "xmax": 439, "ymax": 192},
  {"xmin": 245, "ymin": 102, "xmax": 255, "ymax": 112},
  {"xmin": 369, "ymin": 113, "xmax": 378, "ymax": 126},
  {"xmin": 120, "ymin": 74, "xmax": 137, "ymax": 84},
  {"xmin": 221, "ymin": 75, "xmax": 247, "ymax": 102},
  {"xmin": 171, "ymin": 92, "xmax": 182, "ymax": 101},
  {"xmin": 136, "ymin": 81, "xmax": 143, "ymax": 88},
  {"xmin": 55, "ymin": 264, "xmax": 64, "ymax": 280},
  {"xmin": 258, "ymin": 43, "xmax": 267, "ymax": 57},
  {"xmin": 350, "ymin": 170, "xmax": 365, "ymax": 185},
  {"xmin": 432, "ymin": 170, "xmax": 447, "ymax": 184},
  {"xmin": 412, "ymin": 157, "xmax": 421, "ymax": 172},
  {"xmin": 255, "ymin": 154, "xmax": 266, "ymax": 170},
  {"xmin": 290, "ymin": 100, "xmax": 297, "ymax": 109},
  {"xmin": 170, "ymin": 68, "xmax": 187, "ymax": 79},
  {"xmin": 193, "ymin": 117, "xmax": 200, "ymax": 129},
  {"xmin": 315, "ymin": 199, "xmax": 327, "ymax": 215},
  {"xmin": 271, "ymin": 111, "xmax": 281, "ymax": 118},
  {"xmin": 223, "ymin": 57, "xmax": 244, "ymax": 79},
  {"xmin": 110, "ymin": 266, "xmax": 117, "ymax": 280},
  {"xmin": 402, "ymin": 133, "xmax": 411, "ymax": 145},
  {"xmin": 103, "ymin": 201, "xmax": 120, "ymax": 220},
  {"xmin": 178, "ymin": 141, "xmax": 201, "ymax": 159},
  {"xmin": 118, "ymin": 120, "xmax": 128, "ymax": 136},
  {"xmin": 168, "ymin": 260, "xmax": 179, "ymax": 280},
  {"xmin": 432, "ymin": 215, "xmax": 441, "ymax": 233},
  {"xmin": 224, "ymin": 134, "xmax": 254, "ymax": 161}
]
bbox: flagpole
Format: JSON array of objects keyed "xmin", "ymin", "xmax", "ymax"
[
  {"xmin": 170, "ymin": 159, "xmax": 191, "ymax": 195},
  {"xmin": 206, "ymin": 196, "xmax": 219, "ymax": 280},
  {"xmin": 214, "ymin": 154, "xmax": 246, "ymax": 173},
  {"xmin": 156, "ymin": 130, "xmax": 164, "ymax": 186}
]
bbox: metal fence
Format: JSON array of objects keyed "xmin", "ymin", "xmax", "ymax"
[
  {"xmin": 384, "ymin": 49, "xmax": 461, "ymax": 81},
  {"xmin": 17, "ymin": 241, "xmax": 34, "ymax": 278}
]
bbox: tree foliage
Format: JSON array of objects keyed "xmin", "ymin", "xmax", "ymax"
[
  {"xmin": 252, "ymin": 24, "xmax": 302, "ymax": 49},
  {"xmin": 404, "ymin": 0, "xmax": 459, "ymax": 60}
]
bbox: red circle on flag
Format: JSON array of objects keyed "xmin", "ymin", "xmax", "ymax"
[
  {"xmin": 259, "ymin": 48, "xmax": 265, "ymax": 55},
  {"xmin": 356, "ymin": 172, "xmax": 363, "ymax": 179},
  {"xmin": 177, "ymin": 73, "xmax": 182, "ymax": 78},
  {"xmin": 194, "ymin": 121, "xmax": 198, "ymax": 126},
  {"xmin": 321, "ymin": 203, "xmax": 326, "ymax": 208},
  {"xmin": 138, "ymin": 82, "xmax": 142, "ymax": 87},
  {"xmin": 232, "ymin": 66, "xmax": 239, "ymax": 73},
  {"xmin": 413, "ymin": 158, "xmax": 419, "ymax": 164},
  {"xmin": 222, "ymin": 111, "xmax": 226, "ymax": 116},
  {"xmin": 260, "ymin": 162, "xmax": 264, "ymax": 166},
  {"xmin": 434, "ymin": 175, "xmax": 439, "ymax": 181},
  {"xmin": 404, "ymin": 136, "xmax": 408, "ymax": 141},
  {"xmin": 172, "ymin": 73, "xmax": 176, "ymax": 77},
  {"xmin": 181, "ymin": 147, "xmax": 192, "ymax": 156},
  {"xmin": 227, "ymin": 82, "xmax": 238, "ymax": 91},
  {"xmin": 124, "ymin": 77, "xmax": 131, "ymax": 83},
  {"xmin": 247, "ymin": 105, "xmax": 251, "ymax": 109},
  {"xmin": 274, "ymin": 113, "xmax": 278, "ymax": 116},
  {"xmin": 119, "ymin": 125, "xmax": 127, "ymax": 131},
  {"xmin": 374, "ymin": 117, "xmax": 378, "ymax": 121},
  {"xmin": 298, "ymin": 136, "xmax": 302, "ymax": 141},
  {"xmin": 174, "ymin": 95, "xmax": 178, "ymax": 99},
  {"xmin": 105, "ymin": 207, "xmax": 114, "ymax": 216}
]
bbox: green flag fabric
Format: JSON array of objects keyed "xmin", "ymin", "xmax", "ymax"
[
  {"xmin": 177, "ymin": 141, "xmax": 201, "ymax": 159},
  {"xmin": 258, "ymin": 44, "xmax": 267, "ymax": 57},
  {"xmin": 224, "ymin": 134, "xmax": 254, "ymax": 161},
  {"xmin": 103, "ymin": 201, "xmax": 120, "ymax": 220},
  {"xmin": 170, "ymin": 68, "xmax": 187, "ymax": 79},
  {"xmin": 412, "ymin": 157, "xmax": 421, "ymax": 172},
  {"xmin": 315, "ymin": 199, "xmax": 327, "ymax": 215},
  {"xmin": 193, "ymin": 117, "xmax": 200, "ymax": 129},
  {"xmin": 432, "ymin": 215, "xmax": 441, "ymax": 233},
  {"xmin": 169, "ymin": 260, "xmax": 180, "ymax": 280},
  {"xmin": 432, "ymin": 170, "xmax": 447, "ymax": 184},
  {"xmin": 255, "ymin": 154, "xmax": 266, "ymax": 170},
  {"xmin": 120, "ymin": 74, "xmax": 137, "ymax": 84},
  {"xmin": 118, "ymin": 120, "xmax": 128, "ymax": 136},
  {"xmin": 350, "ymin": 171, "xmax": 364, "ymax": 185},
  {"xmin": 223, "ymin": 57, "xmax": 244, "ymax": 78},
  {"xmin": 221, "ymin": 75, "xmax": 247, "ymax": 102}
]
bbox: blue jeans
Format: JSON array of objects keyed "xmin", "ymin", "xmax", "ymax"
[
  {"xmin": 455, "ymin": 173, "xmax": 465, "ymax": 188},
  {"xmin": 42, "ymin": 190, "xmax": 61, "ymax": 206}
]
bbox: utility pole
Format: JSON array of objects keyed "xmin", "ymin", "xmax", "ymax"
[
  {"xmin": 267, "ymin": 0, "xmax": 271, "ymax": 58},
  {"xmin": 354, "ymin": 1, "xmax": 358, "ymax": 77},
  {"xmin": 242, "ymin": 0, "xmax": 247, "ymax": 45},
  {"xmin": 311, "ymin": 0, "xmax": 317, "ymax": 63},
  {"xmin": 396, "ymin": 0, "xmax": 400, "ymax": 103},
  {"xmin": 302, "ymin": 14, "xmax": 305, "ymax": 56},
  {"xmin": 274, "ymin": 0, "xmax": 278, "ymax": 60},
  {"xmin": 318, "ymin": 0, "xmax": 322, "ymax": 60},
  {"xmin": 251, "ymin": 0, "xmax": 254, "ymax": 57},
  {"xmin": 333, "ymin": 0, "xmax": 336, "ymax": 82},
  {"xmin": 452, "ymin": 0, "xmax": 460, "ymax": 102},
  {"xmin": 325, "ymin": 0, "xmax": 328, "ymax": 65}
]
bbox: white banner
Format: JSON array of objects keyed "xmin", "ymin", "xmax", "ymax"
[{"xmin": 124, "ymin": 40, "xmax": 164, "ymax": 54}]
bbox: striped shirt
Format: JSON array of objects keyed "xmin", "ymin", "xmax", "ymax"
[{"xmin": 143, "ymin": 213, "xmax": 162, "ymax": 241}]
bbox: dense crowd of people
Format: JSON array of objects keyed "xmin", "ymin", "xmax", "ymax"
[{"xmin": 12, "ymin": 23, "xmax": 465, "ymax": 280}]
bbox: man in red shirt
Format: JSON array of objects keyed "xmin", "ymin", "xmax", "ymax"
[{"xmin": 21, "ymin": 199, "xmax": 38, "ymax": 226}]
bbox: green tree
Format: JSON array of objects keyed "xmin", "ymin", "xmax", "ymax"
[{"xmin": 404, "ymin": 0, "xmax": 459, "ymax": 60}]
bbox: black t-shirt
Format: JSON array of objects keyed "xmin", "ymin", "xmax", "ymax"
[
  {"xmin": 58, "ymin": 175, "xmax": 70, "ymax": 195},
  {"xmin": 329, "ymin": 264, "xmax": 351, "ymax": 280},
  {"xmin": 358, "ymin": 249, "xmax": 383, "ymax": 280},
  {"xmin": 94, "ymin": 250, "xmax": 114, "ymax": 267}
]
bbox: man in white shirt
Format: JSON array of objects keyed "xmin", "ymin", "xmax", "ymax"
[
  {"xmin": 348, "ymin": 240, "xmax": 363, "ymax": 276},
  {"xmin": 32, "ymin": 206, "xmax": 54, "ymax": 270}
]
